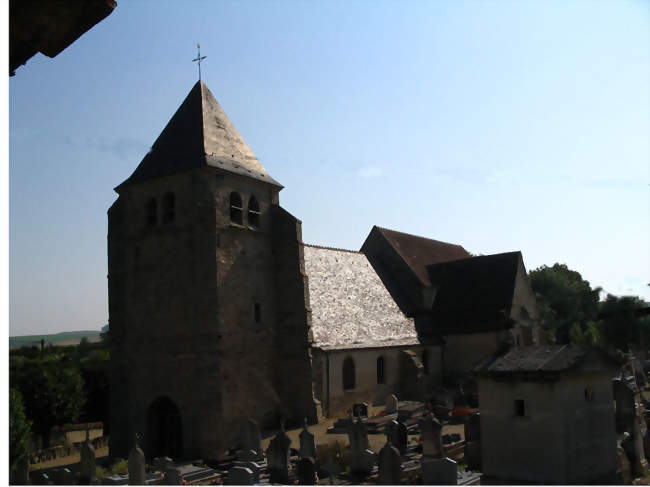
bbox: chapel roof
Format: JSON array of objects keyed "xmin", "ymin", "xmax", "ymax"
[
  {"xmin": 116, "ymin": 81, "xmax": 281, "ymax": 190},
  {"xmin": 426, "ymin": 251, "xmax": 522, "ymax": 333},
  {"xmin": 303, "ymin": 244, "xmax": 417, "ymax": 349},
  {"xmin": 370, "ymin": 227, "xmax": 471, "ymax": 286}
]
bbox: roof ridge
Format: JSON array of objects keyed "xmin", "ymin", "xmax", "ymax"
[
  {"xmin": 302, "ymin": 243, "xmax": 360, "ymax": 254},
  {"xmin": 375, "ymin": 225, "xmax": 465, "ymax": 249}
]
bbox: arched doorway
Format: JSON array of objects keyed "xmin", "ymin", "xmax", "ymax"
[{"xmin": 146, "ymin": 396, "xmax": 183, "ymax": 459}]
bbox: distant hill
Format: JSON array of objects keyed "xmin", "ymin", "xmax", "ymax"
[{"xmin": 9, "ymin": 330, "xmax": 102, "ymax": 349}]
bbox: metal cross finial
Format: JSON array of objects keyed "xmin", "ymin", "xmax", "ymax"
[{"xmin": 192, "ymin": 43, "xmax": 207, "ymax": 81}]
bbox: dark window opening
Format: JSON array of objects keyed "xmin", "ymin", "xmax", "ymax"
[
  {"xmin": 422, "ymin": 349, "xmax": 429, "ymax": 375},
  {"xmin": 230, "ymin": 192, "xmax": 243, "ymax": 224},
  {"xmin": 248, "ymin": 196, "xmax": 260, "ymax": 228},
  {"xmin": 585, "ymin": 386, "xmax": 594, "ymax": 402},
  {"xmin": 514, "ymin": 399, "xmax": 526, "ymax": 417},
  {"xmin": 146, "ymin": 198, "xmax": 157, "ymax": 227},
  {"xmin": 254, "ymin": 303, "xmax": 261, "ymax": 323},
  {"xmin": 377, "ymin": 356, "xmax": 385, "ymax": 384},
  {"xmin": 162, "ymin": 192, "xmax": 175, "ymax": 224},
  {"xmin": 343, "ymin": 356, "xmax": 355, "ymax": 391}
]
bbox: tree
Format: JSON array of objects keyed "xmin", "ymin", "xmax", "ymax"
[
  {"xmin": 599, "ymin": 294, "xmax": 650, "ymax": 352},
  {"xmin": 529, "ymin": 264, "xmax": 601, "ymax": 344},
  {"xmin": 10, "ymin": 354, "xmax": 85, "ymax": 447},
  {"xmin": 9, "ymin": 388, "xmax": 32, "ymax": 474}
]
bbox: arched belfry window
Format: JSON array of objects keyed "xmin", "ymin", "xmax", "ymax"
[
  {"xmin": 230, "ymin": 192, "xmax": 243, "ymax": 224},
  {"xmin": 248, "ymin": 195, "xmax": 260, "ymax": 228},
  {"xmin": 377, "ymin": 356, "xmax": 385, "ymax": 384},
  {"xmin": 162, "ymin": 192, "xmax": 175, "ymax": 224},
  {"xmin": 343, "ymin": 356, "xmax": 355, "ymax": 391},
  {"xmin": 146, "ymin": 198, "xmax": 157, "ymax": 227}
]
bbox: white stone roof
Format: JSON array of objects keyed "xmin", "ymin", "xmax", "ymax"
[{"xmin": 303, "ymin": 244, "xmax": 417, "ymax": 349}]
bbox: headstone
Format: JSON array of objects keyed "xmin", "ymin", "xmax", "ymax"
[
  {"xmin": 421, "ymin": 457, "xmax": 457, "ymax": 485},
  {"xmin": 299, "ymin": 418, "xmax": 317, "ymax": 460},
  {"xmin": 350, "ymin": 449, "xmax": 375, "ymax": 477},
  {"xmin": 465, "ymin": 441, "xmax": 482, "ymax": 471},
  {"xmin": 297, "ymin": 457, "xmax": 318, "ymax": 485},
  {"xmin": 128, "ymin": 440, "xmax": 146, "ymax": 485},
  {"xmin": 465, "ymin": 413, "xmax": 480, "ymax": 442},
  {"xmin": 236, "ymin": 450, "xmax": 258, "ymax": 462},
  {"xmin": 386, "ymin": 420, "xmax": 407, "ymax": 455},
  {"xmin": 386, "ymin": 394, "xmax": 399, "ymax": 414},
  {"xmin": 347, "ymin": 416, "xmax": 369, "ymax": 452},
  {"xmin": 80, "ymin": 430, "xmax": 96, "ymax": 484},
  {"xmin": 352, "ymin": 402, "xmax": 369, "ymax": 418},
  {"xmin": 420, "ymin": 412, "xmax": 444, "ymax": 458},
  {"xmin": 378, "ymin": 441, "xmax": 401, "ymax": 485},
  {"xmin": 232, "ymin": 461, "xmax": 260, "ymax": 483},
  {"xmin": 163, "ymin": 467, "xmax": 183, "ymax": 485},
  {"xmin": 266, "ymin": 427, "xmax": 291, "ymax": 484},
  {"xmin": 53, "ymin": 468, "xmax": 72, "ymax": 485},
  {"xmin": 241, "ymin": 419, "xmax": 262, "ymax": 458},
  {"xmin": 227, "ymin": 466, "xmax": 255, "ymax": 485}
]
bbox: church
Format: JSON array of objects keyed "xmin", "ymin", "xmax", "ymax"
[{"xmin": 108, "ymin": 81, "xmax": 540, "ymax": 460}]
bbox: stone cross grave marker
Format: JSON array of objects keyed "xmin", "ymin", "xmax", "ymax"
[
  {"xmin": 128, "ymin": 437, "xmax": 146, "ymax": 485},
  {"xmin": 299, "ymin": 418, "xmax": 317, "ymax": 460},
  {"xmin": 297, "ymin": 457, "xmax": 317, "ymax": 485},
  {"xmin": 227, "ymin": 466, "xmax": 255, "ymax": 485},
  {"xmin": 421, "ymin": 457, "xmax": 458, "ymax": 485},
  {"xmin": 378, "ymin": 440, "xmax": 402, "ymax": 485},
  {"xmin": 80, "ymin": 429, "xmax": 96, "ymax": 484},
  {"xmin": 241, "ymin": 419, "xmax": 262, "ymax": 459},
  {"xmin": 386, "ymin": 394, "xmax": 399, "ymax": 414},
  {"xmin": 266, "ymin": 424, "xmax": 291, "ymax": 484},
  {"xmin": 420, "ymin": 412, "xmax": 444, "ymax": 458},
  {"xmin": 347, "ymin": 415, "xmax": 369, "ymax": 452}
]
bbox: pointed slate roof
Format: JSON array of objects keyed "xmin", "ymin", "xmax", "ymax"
[{"xmin": 116, "ymin": 81, "xmax": 281, "ymax": 190}]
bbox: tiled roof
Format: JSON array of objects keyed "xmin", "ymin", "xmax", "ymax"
[
  {"xmin": 375, "ymin": 227, "xmax": 471, "ymax": 285},
  {"xmin": 426, "ymin": 252, "xmax": 521, "ymax": 333},
  {"xmin": 303, "ymin": 244, "xmax": 417, "ymax": 349},
  {"xmin": 117, "ymin": 81, "xmax": 281, "ymax": 190}
]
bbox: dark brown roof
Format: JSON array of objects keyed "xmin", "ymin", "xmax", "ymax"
[
  {"xmin": 116, "ymin": 81, "xmax": 281, "ymax": 190},
  {"xmin": 474, "ymin": 345, "xmax": 619, "ymax": 380},
  {"xmin": 374, "ymin": 227, "xmax": 470, "ymax": 286},
  {"xmin": 426, "ymin": 252, "xmax": 521, "ymax": 333}
]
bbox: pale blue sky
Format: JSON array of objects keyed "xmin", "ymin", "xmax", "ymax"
[{"xmin": 9, "ymin": 0, "xmax": 649, "ymax": 335}]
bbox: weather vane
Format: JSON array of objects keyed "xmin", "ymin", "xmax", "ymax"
[{"xmin": 192, "ymin": 43, "xmax": 207, "ymax": 81}]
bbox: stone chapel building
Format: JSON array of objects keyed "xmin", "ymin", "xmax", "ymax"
[{"xmin": 108, "ymin": 81, "xmax": 540, "ymax": 460}]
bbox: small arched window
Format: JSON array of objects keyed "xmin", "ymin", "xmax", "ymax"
[
  {"xmin": 248, "ymin": 195, "xmax": 260, "ymax": 228},
  {"xmin": 162, "ymin": 192, "xmax": 175, "ymax": 224},
  {"xmin": 343, "ymin": 356, "xmax": 355, "ymax": 391},
  {"xmin": 422, "ymin": 349, "xmax": 429, "ymax": 375},
  {"xmin": 230, "ymin": 192, "xmax": 243, "ymax": 224},
  {"xmin": 377, "ymin": 356, "xmax": 385, "ymax": 384},
  {"xmin": 146, "ymin": 198, "xmax": 157, "ymax": 227}
]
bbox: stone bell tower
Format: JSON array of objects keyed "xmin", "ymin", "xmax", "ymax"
[{"xmin": 108, "ymin": 81, "xmax": 317, "ymax": 460}]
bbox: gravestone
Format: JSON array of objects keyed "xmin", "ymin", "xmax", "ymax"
[
  {"xmin": 232, "ymin": 461, "xmax": 260, "ymax": 483},
  {"xmin": 266, "ymin": 427, "xmax": 291, "ymax": 484},
  {"xmin": 465, "ymin": 413, "xmax": 481, "ymax": 442},
  {"xmin": 386, "ymin": 394, "xmax": 399, "ymax": 414},
  {"xmin": 299, "ymin": 418, "xmax": 317, "ymax": 460},
  {"xmin": 80, "ymin": 431, "xmax": 96, "ymax": 484},
  {"xmin": 164, "ymin": 467, "xmax": 183, "ymax": 485},
  {"xmin": 378, "ymin": 441, "xmax": 401, "ymax": 485},
  {"xmin": 421, "ymin": 457, "xmax": 457, "ymax": 485},
  {"xmin": 241, "ymin": 419, "xmax": 262, "ymax": 458},
  {"xmin": 352, "ymin": 402, "xmax": 368, "ymax": 418},
  {"xmin": 420, "ymin": 412, "xmax": 444, "ymax": 458},
  {"xmin": 465, "ymin": 441, "xmax": 482, "ymax": 471},
  {"xmin": 53, "ymin": 468, "xmax": 72, "ymax": 485},
  {"xmin": 227, "ymin": 466, "xmax": 255, "ymax": 485},
  {"xmin": 297, "ymin": 457, "xmax": 317, "ymax": 485},
  {"xmin": 386, "ymin": 420, "xmax": 407, "ymax": 455},
  {"xmin": 350, "ymin": 449, "xmax": 376, "ymax": 477},
  {"xmin": 128, "ymin": 440, "xmax": 146, "ymax": 485},
  {"xmin": 236, "ymin": 450, "xmax": 258, "ymax": 462},
  {"xmin": 347, "ymin": 416, "xmax": 369, "ymax": 452}
]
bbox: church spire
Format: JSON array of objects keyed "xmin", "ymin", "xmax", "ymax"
[{"xmin": 116, "ymin": 81, "xmax": 281, "ymax": 191}]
